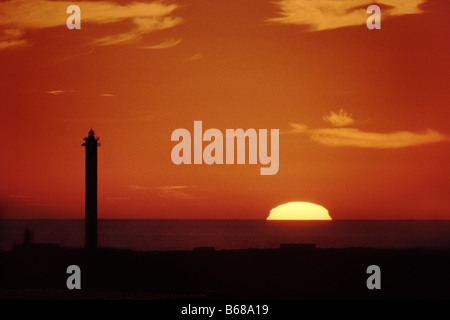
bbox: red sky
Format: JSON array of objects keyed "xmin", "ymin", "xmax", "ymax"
[{"xmin": 1, "ymin": 0, "xmax": 449, "ymax": 219}]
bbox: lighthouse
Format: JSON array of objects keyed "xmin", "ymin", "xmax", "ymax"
[{"xmin": 82, "ymin": 129, "xmax": 100, "ymax": 250}]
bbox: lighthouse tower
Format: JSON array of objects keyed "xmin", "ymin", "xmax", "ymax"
[{"xmin": 82, "ymin": 129, "xmax": 100, "ymax": 250}]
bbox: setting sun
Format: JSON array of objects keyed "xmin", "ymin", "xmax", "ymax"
[{"xmin": 267, "ymin": 202, "xmax": 332, "ymax": 220}]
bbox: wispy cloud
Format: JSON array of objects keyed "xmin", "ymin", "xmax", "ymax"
[
  {"xmin": 0, "ymin": 0, "xmax": 183, "ymax": 49},
  {"xmin": 47, "ymin": 90, "xmax": 115, "ymax": 98},
  {"xmin": 156, "ymin": 186, "xmax": 199, "ymax": 200},
  {"xmin": 289, "ymin": 110, "xmax": 449, "ymax": 148},
  {"xmin": 269, "ymin": 0, "xmax": 425, "ymax": 31},
  {"xmin": 128, "ymin": 185, "xmax": 199, "ymax": 200},
  {"xmin": 141, "ymin": 38, "xmax": 181, "ymax": 49},
  {"xmin": 288, "ymin": 123, "xmax": 308, "ymax": 134},
  {"xmin": 323, "ymin": 109, "xmax": 354, "ymax": 127},
  {"xmin": 309, "ymin": 127, "xmax": 448, "ymax": 148},
  {"xmin": 46, "ymin": 90, "xmax": 66, "ymax": 95},
  {"xmin": 46, "ymin": 89, "xmax": 78, "ymax": 95},
  {"xmin": 0, "ymin": 29, "xmax": 28, "ymax": 50},
  {"xmin": 93, "ymin": 16, "xmax": 182, "ymax": 46},
  {"xmin": 185, "ymin": 53, "xmax": 203, "ymax": 61}
]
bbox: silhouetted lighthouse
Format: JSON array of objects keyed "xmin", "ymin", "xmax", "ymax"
[{"xmin": 82, "ymin": 129, "xmax": 100, "ymax": 250}]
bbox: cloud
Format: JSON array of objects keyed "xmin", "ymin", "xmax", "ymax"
[
  {"xmin": 46, "ymin": 89, "xmax": 78, "ymax": 95},
  {"xmin": 288, "ymin": 122, "xmax": 308, "ymax": 134},
  {"xmin": 156, "ymin": 186, "xmax": 199, "ymax": 200},
  {"xmin": 0, "ymin": 39, "xmax": 28, "ymax": 50},
  {"xmin": 310, "ymin": 127, "xmax": 448, "ymax": 148},
  {"xmin": 0, "ymin": 29, "xmax": 28, "ymax": 50},
  {"xmin": 2, "ymin": 29, "xmax": 24, "ymax": 38},
  {"xmin": 268, "ymin": 0, "xmax": 425, "ymax": 31},
  {"xmin": 289, "ymin": 113, "xmax": 449, "ymax": 149},
  {"xmin": 128, "ymin": 185, "xmax": 199, "ymax": 200},
  {"xmin": 141, "ymin": 38, "xmax": 182, "ymax": 49},
  {"xmin": 48, "ymin": 90, "xmax": 115, "ymax": 98},
  {"xmin": 323, "ymin": 109, "xmax": 354, "ymax": 127},
  {"xmin": 0, "ymin": 0, "xmax": 182, "ymax": 49},
  {"xmin": 185, "ymin": 53, "xmax": 203, "ymax": 61},
  {"xmin": 93, "ymin": 16, "xmax": 182, "ymax": 46},
  {"xmin": 46, "ymin": 90, "xmax": 66, "ymax": 95}
]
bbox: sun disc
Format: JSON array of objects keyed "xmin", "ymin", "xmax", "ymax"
[{"xmin": 267, "ymin": 202, "xmax": 331, "ymax": 220}]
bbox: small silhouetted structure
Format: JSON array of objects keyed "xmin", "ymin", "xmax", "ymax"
[
  {"xmin": 279, "ymin": 243, "xmax": 316, "ymax": 251},
  {"xmin": 13, "ymin": 228, "xmax": 59, "ymax": 252},
  {"xmin": 24, "ymin": 228, "xmax": 31, "ymax": 245},
  {"xmin": 82, "ymin": 129, "xmax": 100, "ymax": 250}
]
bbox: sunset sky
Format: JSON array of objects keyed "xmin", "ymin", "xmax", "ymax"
[{"xmin": 1, "ymin": 0, "xmax": 449, "ymax": 219}]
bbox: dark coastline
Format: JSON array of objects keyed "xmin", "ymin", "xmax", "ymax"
[{"xmin": 1, "ymin": 244, "xmax": 449, "ymax": 300}]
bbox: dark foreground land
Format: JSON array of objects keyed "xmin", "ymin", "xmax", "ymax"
[{"xmin": 1, "ymin": 244, "xmax": 449, "ymax": 300}]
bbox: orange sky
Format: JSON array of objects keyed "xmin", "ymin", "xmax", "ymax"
[{"xmin": 1, "ymin": 0, "xmax": 449, "ymax": 219}]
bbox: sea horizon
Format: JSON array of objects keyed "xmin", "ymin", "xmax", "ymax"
[{"xmin": 1, "ymin": 219, "xmax": 449, "ymax": 252}]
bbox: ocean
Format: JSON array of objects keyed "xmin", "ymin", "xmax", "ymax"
[{"xmin": 1, "ymin": 219, "xmax": 449, "ymax": 252}]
